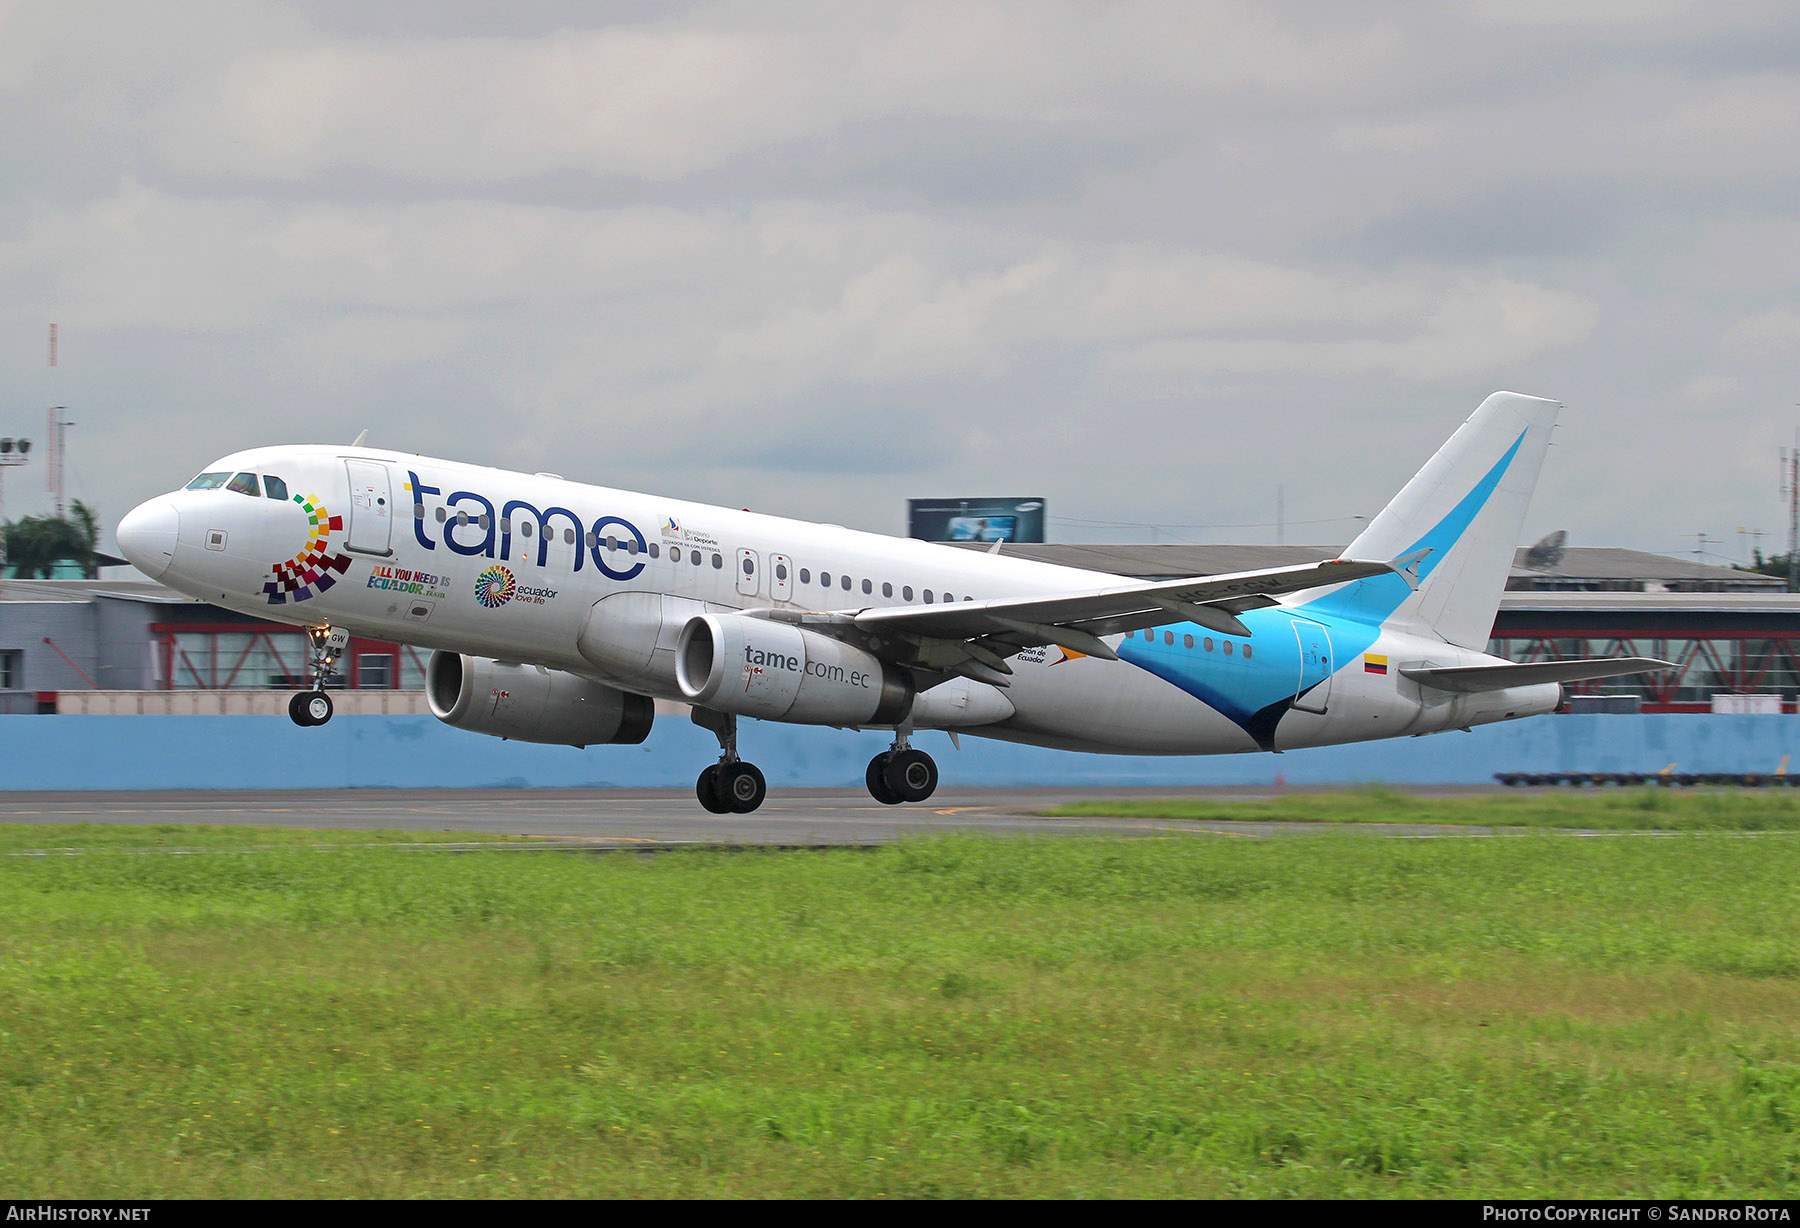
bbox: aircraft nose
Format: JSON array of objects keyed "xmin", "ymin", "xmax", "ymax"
[{"xmin": 116, "ymin": 498, "xmax": 180, "ymax": 579}]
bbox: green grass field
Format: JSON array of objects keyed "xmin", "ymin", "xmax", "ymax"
[
  {"xmin": 1043, "ymin": 784, "xmax": 1800, "ymax": 830},
  {"xmin": 5, "ymin": 820, "xmax": 1800, "ymax": 1197}
]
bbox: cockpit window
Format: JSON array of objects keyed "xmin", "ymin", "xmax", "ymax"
[
  {"xmin": 227, "ymin": 472, "xmax": 261, "ymax": 497},
  {"xmin": 264, "ymin": 475, "xmax": 290, "ymax": 501},
  {"xmin": 185, "ymin": 472, "xmax": 230, "ymax": 491}
]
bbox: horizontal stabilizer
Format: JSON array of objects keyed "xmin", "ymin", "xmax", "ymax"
[{"xmin": 1400, "ymin": 657, "xmax": 1672, "ymax": 694}]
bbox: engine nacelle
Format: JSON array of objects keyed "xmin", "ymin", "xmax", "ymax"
[
  {"xmin": 675, "ymin": 613, "xmax": 914, "ymax": 725},
  {"xmin": 427, "ymin": 652, "xmax": 653, "ymax": 747}
]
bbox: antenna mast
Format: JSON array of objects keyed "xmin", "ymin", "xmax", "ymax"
[
  {"xmin": 1786, "ymin": 432, "xmax": 1800, "ymax": 593},
  {"xmin": 45, "ymin": 322, "xmax": 73, "ymax": 518},
  {"xmin": 1778, "ymin": 432, "xmax": 1792, "ymax": 590}
]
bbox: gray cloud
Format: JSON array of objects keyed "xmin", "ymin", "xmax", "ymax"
[{"xmin": 1, "ymin": 1, "xmax": 1798, "ymax": 562}]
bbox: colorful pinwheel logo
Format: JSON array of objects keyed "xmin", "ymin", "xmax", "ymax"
[
  {"xmin": 262, "ymin": 494, "xmax": 352, "ymax": 605},
  {"xmin": 474, "ymin": 565, "xmax": 516, "ymax": 609}
]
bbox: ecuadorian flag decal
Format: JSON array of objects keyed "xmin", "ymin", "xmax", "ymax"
[{"xmin": 1364, "ymin": 654, "xmax": 1389, "ymax": 675}]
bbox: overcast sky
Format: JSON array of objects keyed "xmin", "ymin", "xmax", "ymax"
[{"xmin": 3, "ymin": 1, "xmax": 1798, "ymax": 564}]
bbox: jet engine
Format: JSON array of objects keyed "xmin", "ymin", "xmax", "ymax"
[
  {"xmin": 675, "ymin": 613, "xmax": 914, "ymax": 725},
  {"xmin": 426, "ymin": 652, "xmax": 654, "ymax": 747}
]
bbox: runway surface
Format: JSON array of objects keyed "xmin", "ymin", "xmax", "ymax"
[{"xmin": 0, "ymin": 785, "xmax": 1527, "ymax": 847}]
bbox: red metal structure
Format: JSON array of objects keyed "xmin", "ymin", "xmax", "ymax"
[
  {"xmin": 1489, "ymin": 600, "xmax": 1800, "ymax": 712},
  {"xmin": 150, "ymin": 623, "xmax": 430, "ymax": 691}
]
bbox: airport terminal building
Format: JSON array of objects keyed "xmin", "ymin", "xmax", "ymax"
[{"xmin": 1, "ymin": 546, "xmax": 1793, "ymax": 715}]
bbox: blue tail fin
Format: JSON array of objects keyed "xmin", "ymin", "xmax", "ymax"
[{"xmin": 1306, "ymin": 392, "xmax": 1559, "ymax": 648}]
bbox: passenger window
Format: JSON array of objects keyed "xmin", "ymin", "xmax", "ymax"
[
  {"xmin": 1224, "ymin": 641, "xmax": 1234, "ymax": 656},
  {"xmin": 1164, "ymin": 631, "xmax": 1175, "ymax": 646},
  {"xmin": 821, "ymin": 572, "xmax": 831, "ymax": 586},
  {"xmin": 882, "ymin": 582, "xmax": 893, "ymax": 598},
  {"xmin": 500, "ymin": 519, "xmax": 512, "ymax": 534},
  {"xmin": 264, "ymin": 475, "xmax": 289, "ymax": 501},
  {"xmin": 606, "ymin": 536, "xmax": 618, "ymax": 551},
  {"xmin": 185, "ymin": 471, "xmax": 230, "ymax": 490},
  {"xmin": 800, "ymin": 569, "xmax": 811, "ymax": 584},
  {"xmin": 840, "ymin": 574, "xmax": 850, "ymax": 590},
  {"xmin": 1243, "ymin": 644, "xmax": 1253, "ymax": 659},
  {"xmin": 943, "ymin": 592, "xmax": 953, "ymax": 602},
  {"xmin": 565, "ymin": 528, "xmax": 577, "ymax": 545},
  {"xmin": 923, "ymin": 590, "xmax": 934, "ymax": 603},
  {"xmin": 862, "ymin": 578, "xmax": 872, "ymax": 595},
  {"xmin": 903, "ymin": 586, "xmax": 913, "ymax": 601},
  {"xmin": 227, "ymin": 472, "xmax": 260, "ymax": 497},
  {"xmin": 1184, "ymin": 634, "xmax": 1194, "ymax": 649},
  {"xmin": 692, "ymin": 550, "xmax": 703, "ymax": 566},
  {"xmin": 436, "ymin": 507, "xmax": 447, "ymax": 522},
  {"xmin": 776, "ymin": 563, "xmax": 787, "ymax": 581},
  {"xmin": 627, "ymin": 540, "xmax": 639, "ymax": 555},
  {"xmin": 521, "ymin": 521, "xmax": 533, "ymax": 537},
  {"xmin": 649, "ymin": 543, "xmax": 659, "ymax": 558},
  {"xmin": 712, "ymin": 554, "xmax": 722, "ymax": 570},
  {"xmin": 1204, "ymin": 637, "xmax": 1214, "ymax": 651},
  {"xmin": 743, "ymin": 557, "xmax": 754, "ymax": 575}
]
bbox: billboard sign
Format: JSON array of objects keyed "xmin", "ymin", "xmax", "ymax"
[{"xmin": 907, "ymin": 497, "xmax": 1046, "ymax": 544}]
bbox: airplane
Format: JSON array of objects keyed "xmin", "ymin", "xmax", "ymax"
[{"xmin": 114, "ymin": 391, "xmax": 1667, "ymax": 813}]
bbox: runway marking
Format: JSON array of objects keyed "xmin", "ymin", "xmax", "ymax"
[
  {"xmin": 1146, "ymin": 824, "xmax": 1263, "ymax": 839},
  {"xmin": 523, "ymin": 834, "xmax": 664, "ymax": 844}
]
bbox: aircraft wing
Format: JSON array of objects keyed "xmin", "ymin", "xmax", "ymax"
[{"xmin": 831, "ymin": 558, "xmax": 1398, "ymax": 686}]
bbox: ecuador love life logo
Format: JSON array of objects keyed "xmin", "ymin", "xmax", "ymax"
[{"xmin": 474, "ymin": 565, "xmax": 516, "ymax": 608}]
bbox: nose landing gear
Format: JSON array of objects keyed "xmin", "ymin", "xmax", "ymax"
[
  {"xmin": 288, "ymin": 690, "xmax": 334, "ymax": 727},
  {"xmin": 289, "ymin": 624, "xmax": 348, "ymax": 727},
  {"xmin": 691, "ymin": 708, "xmax": 767, "ymax": 814}
]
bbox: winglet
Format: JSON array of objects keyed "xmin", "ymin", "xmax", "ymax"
[
  {"xmin": 1388, "ymin": 547, "xmax": 1431, "ymax": 591},
  {"xmin": 351, "ymin": 429, "xmax": 369, "ymax": 447}
]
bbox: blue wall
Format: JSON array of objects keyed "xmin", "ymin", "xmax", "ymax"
[{"xmin": 2, "ymin": 713, "xmax": 1797, "ymax": 790}]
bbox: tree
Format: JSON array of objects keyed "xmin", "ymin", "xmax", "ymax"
[
  {"xmin": 1746, "ymin": 549, "xmax": 1796, "ymax": 588},
  {"xmin": 1, "ymin": 500, "xmax": 101, "ymax": 578}
]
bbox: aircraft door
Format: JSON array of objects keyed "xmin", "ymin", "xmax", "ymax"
[
  {"xmin": 1291, "ymin": 619, "xmax": 1333, "ymax": 714},
  {"xmin": 736, "ymin": 548, "xmax": 760, "ymax": 598},
  {"xmin": 344, "ymin": 460, "xmax": 394, "ymax": 556},
  {"xmin": 770, "ymin": 553, "xmax": 793, "ymax": 602}
]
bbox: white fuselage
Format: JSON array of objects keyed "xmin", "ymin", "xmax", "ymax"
[{"xmin": 121, "ymin": 444, "xmax": 1559, "ymax": 756}]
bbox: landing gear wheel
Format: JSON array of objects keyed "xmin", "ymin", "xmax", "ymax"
[
  {"xmin": 884, "ymin": 748, "xmax": 938, "ymax": 803},
  {"xmin": 302, "ymin": 692, "xmax": 333, "ymax": 726},
  {"xmin": 288, "ymin": 692, "xmax": 313, "ymax": 727},
  {"xmin": 720, "ymin": 762, "xmax": 767, "ymax": 814},
  {"xmin": 866, "ymin": 753, "xmax": 903, "ymax": 805},
  {"xmin": 696, "ymin": 765, "xmax": 731, "ymax": 815}
]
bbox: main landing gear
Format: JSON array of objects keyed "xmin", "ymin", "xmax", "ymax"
[
  {"xmin": 692, "ymin": 708, "xmax": 768, "ymax": 814},
  {"xmin": 686, "ymin": 711, "xmax": 941, "ymax": 813},
  {"xmin": 866, "ymin": 729, "xmax": 939, "ymax": 805},
  {"xmin": 288, "ymin": 624, "xmax": 349, "ymax": 728}
]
